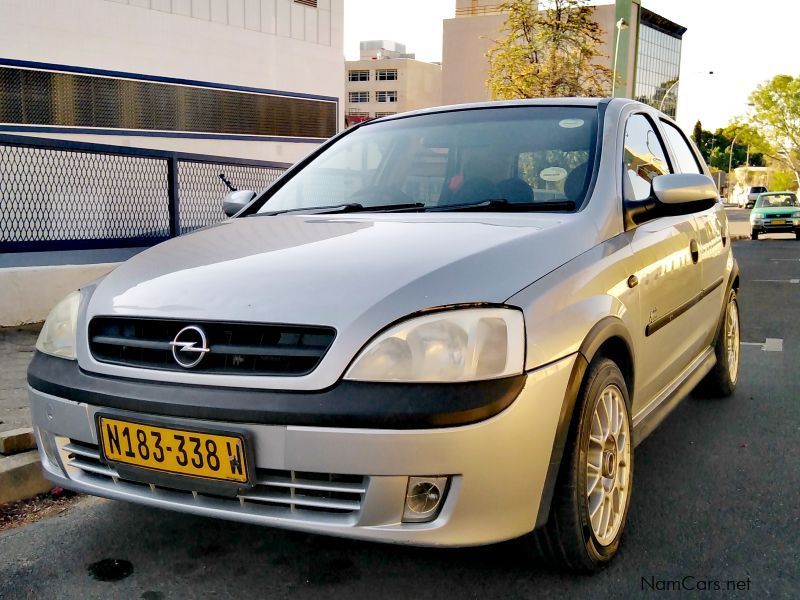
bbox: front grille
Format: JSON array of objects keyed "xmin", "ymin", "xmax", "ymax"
[
  {"xmin": 62, "ymin": 440, "xmax": 366, "ymax": 519},
  {"xmin": 88, "ymin": 317, "xmax": 335, "ymax": 376}
]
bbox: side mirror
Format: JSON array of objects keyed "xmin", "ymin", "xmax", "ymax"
[
  {"xmin": 652, "ymin": 173, "xmax": 718, "ymax": 205},
  {"xmin": 625, "ymin": 173, "xmax": 718, "ymax": 229},
  {"xmin": 223, "ymin": 190, "xmax": 256, "ymax": 217}
]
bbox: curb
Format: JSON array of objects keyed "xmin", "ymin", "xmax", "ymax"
[
  {"xmin": 0, "ymin": 450, "xmax": 51, "ymax": 505},
  {"xmin": 0, "ymin": 427, "xmax": 52, "ymax": 505}
]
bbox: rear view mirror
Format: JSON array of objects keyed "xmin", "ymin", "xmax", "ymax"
[
  {"xmin": 652, "ymin": 173, "xmax": 718, "ymax": 205},
  {"xmin": 223, "ymin": 190, "xmax": 256, "ymax": 217}
]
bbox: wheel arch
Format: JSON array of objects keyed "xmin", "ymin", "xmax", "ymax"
[
  {"xmin": 578, "ymin": 317, "xmax": 635, "ymax": 404},
  {"xmin": 535, "ymin": 316, "xmax": 635, "ymax": 528}
]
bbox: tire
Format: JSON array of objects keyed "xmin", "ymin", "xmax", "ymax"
[
  {"xmin": 795, "ymin": 232, "xmax": 800, "ymax": 240},
  {"xmin": 751, "ymin": 230, "xmax": 758, "ymax": 240},
  {"xmin": 696, "ymin": 289, "xmax": 740, "ymax": 397},
  {"xmin": 528, "ymin": 358, "xmax": 633, "ymax": 572}
]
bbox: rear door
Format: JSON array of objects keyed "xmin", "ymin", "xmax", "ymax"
[{"xmin": 624, "ymin": 113, "xmax": 706, "ymax": 410}]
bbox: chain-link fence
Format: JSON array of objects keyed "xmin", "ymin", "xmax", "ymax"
[{"xmin": 0, "ymin": 134, "xmax": 290, "ymax": 252}]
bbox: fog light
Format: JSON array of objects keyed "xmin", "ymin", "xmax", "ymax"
[{"xmin": 403, "ymin": 476, "xmax": 449, "ymax": 523}]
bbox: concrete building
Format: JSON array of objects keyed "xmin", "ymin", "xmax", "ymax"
[
  {"xmin": 442, "ymin": 0, "xmax": 685, "ymax": 117},
  {"xmin": 345, "ymin": 41, "xmax": 442, "ymax": 127},
  {"xmin": 0, "ymin": 0, "xmax": 344, "ymax": 163}
]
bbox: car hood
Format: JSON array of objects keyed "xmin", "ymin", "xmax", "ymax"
[
  {"xmin": 83, "ymin": 213, "xmax": 598, "ymax": 388},
  {"xmin": 753, "ymin": 206, "xmax": 798, "ymax": 214}
]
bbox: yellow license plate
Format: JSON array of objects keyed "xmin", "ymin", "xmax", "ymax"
[
  {"xmin": 98, "ymin": 417, "xmax": 248, "ymax": 483},
  {"xmin": 770, "ymin": 220, "xmax": 786, "ymax": 225}
]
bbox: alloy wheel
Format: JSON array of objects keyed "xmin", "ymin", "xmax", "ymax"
[
  {"xmin": 726, "ymin": 298, "xmax": 740, "ymax": 384},
  {"xmin": 586, "ymin": 384, "xmax": 631, "ymax": 546}
]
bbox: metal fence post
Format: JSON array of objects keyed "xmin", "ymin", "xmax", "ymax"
[{"xmin": 167, "ymin": 155, "xmax": 180, "ymax": 238}]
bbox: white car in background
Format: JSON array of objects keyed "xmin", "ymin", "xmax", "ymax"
[{"xmin": 737, "ymin": 186, "xmax": 768, "ymax": 208}]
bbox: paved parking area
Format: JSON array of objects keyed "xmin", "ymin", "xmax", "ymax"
[
  {"xmin": 1, "ymin": 228, "xmax": 798, "ymax": 598},
  {"xmin": 0, "ymin": 324, "xmax": 39, "ymax": 434}
]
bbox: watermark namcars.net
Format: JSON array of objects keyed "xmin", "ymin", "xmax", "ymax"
[{"xmin": 641, "ymin": 576, "xmax": 752, "ymax": 592}]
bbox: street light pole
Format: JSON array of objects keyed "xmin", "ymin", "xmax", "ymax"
[
  {"xmin": 658, "ymin": 79, "xmax": 680, "ymax": 112},
  {"xmin": 658, "ymin": 71, "xmax": 714, "ymax": 114},
  {"xmin": 612, "ymin": 18, "xmax": 628, "ymax": 97}
]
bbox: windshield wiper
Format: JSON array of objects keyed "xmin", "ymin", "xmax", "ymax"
[
  {"xmin": 426, "ymin": 199, "xmax": 576, "ymax": 212},
  {"xmin": 256, "ymin": 202, "xmax": 425, "ymax": 216}
]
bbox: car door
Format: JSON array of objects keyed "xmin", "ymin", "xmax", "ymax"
[
  {"xmin": 660, "ymin": 119, "xmax": 727, "ymax": 345},
  {"xmin": 623, "ymin": 113, "xmax": 706, "ymax": 411}
]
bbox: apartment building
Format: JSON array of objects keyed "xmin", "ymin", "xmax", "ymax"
[
  {"xmin": 0, "ymin": 0, "xmax": 344, "ymax": 162},
  {"xmin": 345, "ymin": 40, "xmax": 442, "ymax": 126},
  {"xmin": 442, "ymin": 0, "xmax": 686, "ymax": 117}
]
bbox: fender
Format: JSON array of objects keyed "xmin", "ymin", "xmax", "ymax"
[{"xmin": 534, "ymin": 316, "xmax": 634, "ymax": 528}]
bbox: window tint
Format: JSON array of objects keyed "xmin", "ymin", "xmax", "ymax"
[
  {"xmin": 662, "ymin": 121, "xmax": 702, "ymax": 174},
  {"xmin": 623, "ymin": 114, "xmax": 671, "ymax": 201},
  {"xmin": 518, "ymin": 150, "xmax": 590, "ymax": 202},
  {"xmin": 256, "ymin": 106, "xmax": 599, "ymax": 213}
]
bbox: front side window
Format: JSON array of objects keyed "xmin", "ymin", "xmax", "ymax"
[
  {"xmin": 623, "ymin": 114, "xmax": 671, "ymax": 201},
  {"xmin": 661, "ymin": 121, "xmax": 702, "ymax": 174},
  {"xmin": 376, "ymin": 91, "xmax": 398, "ymax": 103},
  {"xmin": 253, "ymin": 106, "xmax": 599, "ymax": 214}
]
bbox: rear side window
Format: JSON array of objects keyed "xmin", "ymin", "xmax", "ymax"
[
  {"xmin": 623, "ymin": 114, "xmax": 671, "ymax": 201},
  {"xmin": 661, "ymin": 121, "xmax": 702, "ymax": 174}
]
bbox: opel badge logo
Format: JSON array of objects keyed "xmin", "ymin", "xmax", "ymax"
[{"xmin": 170, "ymin": 325, "xmax": 211, "ymax": 368}]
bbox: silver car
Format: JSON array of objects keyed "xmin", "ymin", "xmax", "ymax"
[{"xmin": 29, "ymin": 98, "xmax": 740, "ymax": 572}]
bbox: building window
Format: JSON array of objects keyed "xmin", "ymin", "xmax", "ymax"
[
  {"xmin": 348, "ymin": 70, "xmax": 370, "ymax": 82},
  {"xmin": 375, "ymin": 112, "xmax": 396, "ymax": 117},
  {"xmin": 0, "ymin": 66, "xmax": 336, "ymax": 139},
  {"xmin": 349, "ymin": 91, "xmax": 369, "ymax": 103},
  {"xmin": 634, "ymin": 9, "xmax": 685, "ymax": 118},
  {"xmin": 347, "ymin": 110, "xmax": 370, "ymax": 117},
  {"xmin": 294, "ymin": 0, "xmax": 317, "ymax": 8},
  {"xmin": 376, "ymin": 91, "xmax": 397, "ymax": 103},
  {"xmin": 376, "ymin": 69, "xmax": 398, "ymax": 81}
]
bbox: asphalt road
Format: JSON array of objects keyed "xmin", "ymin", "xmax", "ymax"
[{"xmin": 2, "ymin": 228, "xmax": 798, "ymax": 599}]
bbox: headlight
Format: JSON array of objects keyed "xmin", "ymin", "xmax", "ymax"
[
  {"xmin": 345, "ymin": 308, "xmax": 525, "ymax": 383},
  {"xmin": 36, "ymin": 291, "xmax": 80, "ymax": 359},
  {"xmin": 792, "ymin": 212, "xmax": 800, "ymax": 218}
]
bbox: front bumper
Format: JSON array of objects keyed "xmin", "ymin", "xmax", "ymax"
[
  {"xmin": 29, "ymin": 354, "xmax": 577, "ymax": 547},
  {"xmin": 751, "ymin": 218, "xmax": 800, "ymax": 234}
]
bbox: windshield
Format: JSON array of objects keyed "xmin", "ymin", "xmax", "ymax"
[
  {"xmin": 755, "ymin": 193, "xmax": 799, "ymax": 208},
  {"xmin": 254, "ymin": 106, "xmax": 599, "ymax": 214}
]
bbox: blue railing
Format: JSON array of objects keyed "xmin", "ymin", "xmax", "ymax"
[{"xmin": 0, "ymin": 133, "xmax": 290, "ymax": 253}]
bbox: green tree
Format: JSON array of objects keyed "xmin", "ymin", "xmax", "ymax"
[
  {"xmin": 690, "ymin": 121, "xmax": 764, "ymax": 171},
  {"xmin": 771, "ymin": 170, "xmax": 798, "ymax": 192},
  {"xmin": 487, "ymin": 0, "xmax": 612, "ymax": 99},
  {"xmin": 746, "ymin": 74, "xmax": 800, "ymax": 186}
]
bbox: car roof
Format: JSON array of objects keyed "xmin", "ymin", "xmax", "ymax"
[{"xmin": 366, "ymin": 97, "xmax": 653, "ymax": 125}]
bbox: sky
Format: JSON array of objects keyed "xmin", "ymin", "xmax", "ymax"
[{"xmin": 343, "ymin": 0, "xmax": 800, "ymax": 132}]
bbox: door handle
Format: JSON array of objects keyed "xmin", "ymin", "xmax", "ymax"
[{"xmin": 690, "ymin": 239, "xmax": 699, "ymax": 264}]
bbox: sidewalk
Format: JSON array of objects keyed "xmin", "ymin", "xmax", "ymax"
[
  {"xmin": 0, "ymin": 323, "xmax": 40, "ymax": 434},
  {"xmin": 0, "ymin": 323, "xmax": 53, "ymax": 504}
]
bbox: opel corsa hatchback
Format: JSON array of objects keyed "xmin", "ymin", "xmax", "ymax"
[{"xmin": 29, "ymin": 98, "xmax": 740, "ymax": 572}]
